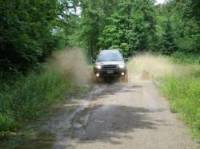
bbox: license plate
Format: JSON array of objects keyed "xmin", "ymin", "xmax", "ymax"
[{"xmin": 107, "ymin": 70, "xmax": 114, "ymax": 74}]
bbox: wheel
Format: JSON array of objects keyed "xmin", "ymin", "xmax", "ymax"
[
  {"xmin": 92, "ymin": 73, "xmax": 102, "ymax": 84},
  {"xmin": 121, "ymin": 74, "xmax": 128, "ymax": 83},
  {"xmin": 95, "ymin": 77, "xmax": 102, "ymax": 83}
]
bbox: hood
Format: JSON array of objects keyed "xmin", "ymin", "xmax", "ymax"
[{"xmin": 96, "ymin": 61, "xmax": 124, "ymax": 66}]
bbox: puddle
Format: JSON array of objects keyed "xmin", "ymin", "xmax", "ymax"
[
  {"xmin": 15, "ymin": 132, "xmax": 56, "ymax": 149},
  {"xmin": 0, "ymin": 131, "xmax": 56, "ymax": 149}
]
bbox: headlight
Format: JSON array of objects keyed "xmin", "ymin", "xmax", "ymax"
[
  {"xmin": 119, "ymin": 64, "xmax": 125, "ymax": 69},
  {"xmin": 96, "ymin": 65, "xmax": 102, "ymax": 69}
]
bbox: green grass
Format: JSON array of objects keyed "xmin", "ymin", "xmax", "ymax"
[
  {"xmin": 160, "ymin": 67, "xmax": 200, "ymax": 140},
  {"xmin": 171, "ymin": 51, "xmax": 200, "ymax": 64},
  {"xmin": 0, "ymin": 69, "xmax": 87, "ymax": 136}
]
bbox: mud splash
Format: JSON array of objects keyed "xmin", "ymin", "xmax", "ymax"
[
  {"xmin": 127, "ymin": 53, "xmax": 175, "ymax": 81},
  {"xmin": 49, "ymin": 48, "xmax": 91, "ymax": 85}
]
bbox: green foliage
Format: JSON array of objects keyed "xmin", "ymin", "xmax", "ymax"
[
  {"xmin": 156, "ymin": 0, "xmax": 200, "ymax": 54},
  {"xmin": 79, "ymin": 0, "xmax": 104, "ymax": 59},
  {"xmin": 0, "ymin": 69, "xmax": 76, "ymax": 133},
  {"xmin": 0, "ymin": 0, "xmax": 59, "ymax": 71},
  {"xmin": 0, "ymin": 0, "xmax": 79, "ymax": 72},
  {"xmin": 1, "ymin": 0, "xmax": 200, "ymax": 67},
  {"xmin": 99, "ymin": 0, "xmax": 156, "ymax": 57},
  {"xmin": 161, "ymin": 18, "xmax": 177, "ymax": 54},
  {"xmin": 98, "ymin": 13, "xmax": 134, "ymax": 57},
  {"xmin": 160, "ymin": 71, "xmax": 200, "ymax": 140},
  {"xmin": 77, "ymin": 0, "xmax": 200, "ymax": 59},
  {"xmin": 171, "ymin": 51, "xmax": 200, "ymax": 64},
  {"xmin": 0, "ymin": 114, "xmax": 15, "ymax": 132}
]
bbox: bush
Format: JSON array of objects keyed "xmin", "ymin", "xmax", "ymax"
[
  {"xmin": 0, "ymin": 0, "xmax": 63, "ymax": 72},
  {"xmin": 0, "ymin": 114, "xmax": 16, "ymax": 132}
]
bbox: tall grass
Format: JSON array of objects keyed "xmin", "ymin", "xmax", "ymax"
[
  {"xmin": 0, "ymin": 48, "xmax": 91, "ymax": 136},
  {"xmin": 130, "ymin": 53, "xmax": 200, "ymax": 140},
  {"xmin": 160, "ymin": 65, "xmax": 200, "ymax": 140},
  {"xmin": 0, "ymin": 70, "xmax": 76, "ymax": 134},
  {"xmin": 171, "ymin": 51, "xmax": 200, "ymax": 64}
]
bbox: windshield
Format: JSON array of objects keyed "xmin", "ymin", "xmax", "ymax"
[{"xmin": 97, "ymin": 51, "xmax": 123, "ymax": 62}]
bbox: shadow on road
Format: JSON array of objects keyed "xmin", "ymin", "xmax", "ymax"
[{"xmin": 70, "ymin": 105, "xmax": 162, "ymax": 146}]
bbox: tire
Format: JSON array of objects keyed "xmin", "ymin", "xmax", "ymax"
[
  {"xmin": 95, "ymin": 77, "xmax": 102, "ymax": 83},
  {"xmin": 93, "ymin": 75, "xmax": 102, "ymax": 84},
  {"xmin": 121, "ymin": 74, "xmax": 128, "ymax": 83}
]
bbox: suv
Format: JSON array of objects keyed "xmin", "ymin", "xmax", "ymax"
[{"xmin": 93, "ymin": 49, "xmax": 128, "ymax": 82}]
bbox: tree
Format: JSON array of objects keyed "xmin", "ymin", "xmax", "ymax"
[
  {"xmin": 0, "ymin": 0, "xmax": 78, "ymax": 72},
  {"xmin": 161, "ymin": 18, "xmax": 176, "ymax": 54},
  {"xmin": 79, "ymin": 0, "xmax": 119, "ymax": 60},
  {"xmin": 99, "ymin": 0, "xmax": 156, "ymax": 57}
]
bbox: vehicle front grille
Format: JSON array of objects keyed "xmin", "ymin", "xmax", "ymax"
[{"xmin": 102, "ymin": 65, "xmax": 118, "ymax": 70}]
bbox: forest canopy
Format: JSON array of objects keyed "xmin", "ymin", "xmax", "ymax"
[{"xmin": 0, "ymin": 0, "xmax": 199, "ymax": 72}]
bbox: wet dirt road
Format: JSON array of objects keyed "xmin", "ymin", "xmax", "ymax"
[
  {"xmin": 13, "ymin": 80, "xmax": 199, "ymax": 149},
  {"xmin": 42, "ymin": 81, "xmax": 198, "ymax": 149}
]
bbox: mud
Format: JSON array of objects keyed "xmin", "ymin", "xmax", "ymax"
[
  {"xmin": 49, "ymin": 48, "xmax": 91, "ymax": 84},
  {"xmin": 127, "ymin": 53, "xmax": 175, "ymax": 81}
]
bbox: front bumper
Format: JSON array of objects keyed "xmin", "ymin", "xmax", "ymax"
[{"xmin": 94, "ymin": 67, "xmax": 127, "ymax": 78}]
